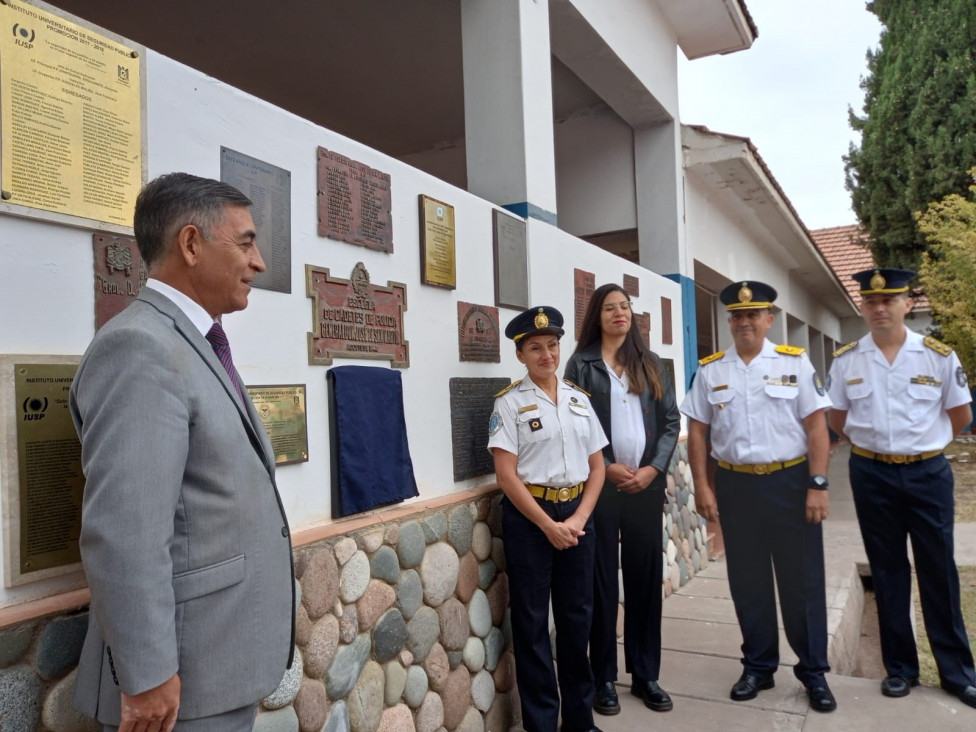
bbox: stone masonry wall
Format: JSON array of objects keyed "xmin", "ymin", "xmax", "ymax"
[{"xmin": 0, "ymin": 441, "xmax": 704, "ymax": 732}]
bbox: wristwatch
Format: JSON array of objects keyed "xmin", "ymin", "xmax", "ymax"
[{"xmin": 809, "ymin": 474, "xmax": 829, "ymax": 490}]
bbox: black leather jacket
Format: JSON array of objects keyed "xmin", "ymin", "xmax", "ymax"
[{"xmin": 564, "ymin": 342, "xmax": 681, "ymax": 480}]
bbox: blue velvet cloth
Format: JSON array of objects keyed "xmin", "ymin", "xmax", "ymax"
[{"xmin": 329, "ymin": 365, "xmax": 418, "ymax": 516}]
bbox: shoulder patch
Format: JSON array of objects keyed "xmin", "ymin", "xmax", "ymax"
[
  {"xmin": 698, "ymin": 351, "xmax": 724, "ymax": 366},
  {"xmin": 923, "ymin": 336, "xmax": 953, "ymax": 357},
  {"xmin": 494, "ymin": 380, "xmax": 521, "ymax": 398},
  {"xmin": 563, "ymin": 379, "xmax": 591, "ymax": 397},
  {"xmin": 832, "ymin": 341, "xmax": 858, "ymax": 358},
  {"xmin": 775, "ymin": 344, "xmax": 806, "ymax": 356}
]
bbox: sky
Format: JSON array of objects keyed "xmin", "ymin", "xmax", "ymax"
[{"xmin": 677, "ymin": 0, "xmax": 882, "ymax": 231}]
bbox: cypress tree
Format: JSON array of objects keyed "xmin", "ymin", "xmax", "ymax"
[{"xmin": 844, "ymin": 0, "xmax": 976, "ymax": 269}]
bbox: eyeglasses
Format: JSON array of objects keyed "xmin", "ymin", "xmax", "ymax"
[{"xmin": 601, "ymin": 301, "xmax": 632, "ymax": 313}]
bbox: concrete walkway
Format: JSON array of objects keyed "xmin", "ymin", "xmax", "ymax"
[{"xmin": 596, "ymin": 443, "xmax": 976, "ymax": 732}]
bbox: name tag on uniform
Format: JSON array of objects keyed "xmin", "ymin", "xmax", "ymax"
[
  {"xmin": 767, "ymin": 376, "xmax": 798, "ymax": 387},
  {"xmin": 712, "ymin": 384, "xmax": 728, "ymax": 391},
  {"xmin": 518, "ymin": 404, "xmax": 538, "ymax": 414},
  {"xmin": 910, "ymin": 375, "xmax": 941, "ymax": 386},
  {"xmin": 846, "ymin": 378, "xmax": 863, "ymax": 385},
  {"xmin": 568, "ymin": 396, "xmax": 588, "ymax": 410}
]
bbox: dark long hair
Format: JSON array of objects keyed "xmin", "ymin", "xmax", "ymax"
[{"xmin": 574, "ymin": 283, "xmax": 664, "ymax": 400}]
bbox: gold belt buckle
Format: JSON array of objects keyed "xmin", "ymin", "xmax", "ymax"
[
  {"xmin": 753, "ymin": 464, "xmax": 768, "ymax": 475},
  {"xmin": 892, "ymin": 454, "xmax": 906, "ymax": 464},
  {"xmin": 557, "ymin": 487, "xmax": 571, "ymax": 502}
]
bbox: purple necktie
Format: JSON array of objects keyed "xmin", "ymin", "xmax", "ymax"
[{"xmin": 205, "ymin": 322, "xmax": 245, "ymax": 402}]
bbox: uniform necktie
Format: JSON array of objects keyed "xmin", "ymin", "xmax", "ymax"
[{"xmin": 205, "ymin": 322, "xmax": 245, "ymax": 402}]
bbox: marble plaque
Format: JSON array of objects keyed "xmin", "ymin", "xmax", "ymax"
[
  {"xmin": 247, "ymin": 384, "xmax": 308, "ymax": 465},
  {"xmin": 450, "ymin": 377, "xmax": 511, "ymax": 482},
  {"xmin": 1, "ymin": 356, "xmax": 83, "ymax": 587},
  {"xmin": 419, "ymin": 195, "xmax": 456, "ymax": 289},
  {"xmin": 458, "ymin": 302, "xmax": 500, "ymax": 363},
  {"xmin": 661, "ymin": 296, "xmax": 673, "ymax": 345},
  {"xmin": 221, "ymin": 147, "xmax": 292, "ymax": 293},
  {"xmin": 93, "ymin": 234, "xmax": 147, "ymax": 329},
  {"xmin": 574, "ymin": 269, "xmax": 596, "ymax": 339},
  {"xmin": 306, "ymin": 262, "xmax": 409, "ymax": 368},
  {"xmin": 623, "ymin": 274, "xmax": 640, "ymax": 298},
  {"xmin": 317, "ymin": 147, "xmax": 393, "ymax": 252},
  {"xmin": 635, "ymin": 311, "xmax": 651, "ymax": 349},
  {"xmin": 492, "ymin": 210, "xmax": 528, "ymax": 310}
]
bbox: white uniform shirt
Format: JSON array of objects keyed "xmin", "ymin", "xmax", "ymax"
[
  {"xmin": 487, "ymin": 377, "xmax": 609, "ymax": 487},
  {"xmin": 827, "ymin": 329, "xmax": 971, "ymax": 454},
  {"xmin": 680, "ymin": 339, "xmax": 832, "ymax": 464},
  {"xmin": 605, "ymin": 363, "xmax": 646, "ymax": 470}
]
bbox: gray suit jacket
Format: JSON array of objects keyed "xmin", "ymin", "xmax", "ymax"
[{"xmin": 70, "ymin": 288, "xmax": 295, "ymax": 723}]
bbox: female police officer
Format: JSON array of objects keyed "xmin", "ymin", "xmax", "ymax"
[{"xmin": 488, "ymin": 306, "xmax": 608, "ymax": 732}]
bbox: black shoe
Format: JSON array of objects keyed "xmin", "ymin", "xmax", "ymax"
[
  {"xmin": 631, "ymin": 678, "xmax": 673, "ymax": 712},
  {"xmin": 560, "ymin": 727, "xmax": 604, "ymax": 732},
  {"xmin": 806, "ymin": 684, "xmax": 837, "ymax": 713},
  {"xmin": 881, "ymin": 676, "xmax": 919, "ymax": 698},
  {"xmin": 956, "ymin": 685, "xmax": 976, "ymax": 709},
  {"xmin": 730, "ymin": 673, "xmax": 775, "ymax": 701},
  {"xmin": 593, "ymin": 681, "xmax": 620, "ymax": 716}
]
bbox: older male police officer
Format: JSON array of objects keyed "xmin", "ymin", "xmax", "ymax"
[
  {"xmin": 680, "ymin": 281, "xmax": 836, "ymax": 713},
  {"xmin": 827, "ymin": 268, "xmax": 976, "ymax": 708}
]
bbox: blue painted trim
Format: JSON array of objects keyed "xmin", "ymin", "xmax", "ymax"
[
  {"xmin": 502, "ymin": 201, "xmax": 557, "ymax": 226},
  {"xmin": 665, "ymin": 273, "xmax": 697, "ymax": 390}
]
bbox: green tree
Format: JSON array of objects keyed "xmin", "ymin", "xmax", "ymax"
[
  {"xmin": 844, "ymin": 0, "xmax": 976, "ymax": 269},
  {"xmin": 918, "ymin": 171, "xmax": 976, "ymax": 375}
]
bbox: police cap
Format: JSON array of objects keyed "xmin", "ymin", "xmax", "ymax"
[
  {"xmin": 504, "ymin": 306, "xmax": 565, "ymax": 342},
  {"xmin": 851, "ymin": 268, "xmax": 916, "ymax": 296},
  {"xmin": 719, "ymin": 281, "xmax": 777, "ymax": 311}
]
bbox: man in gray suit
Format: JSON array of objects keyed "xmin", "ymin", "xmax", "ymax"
[{"xmin": 70, "ymin": 173, "xmax": 295, "ymax": 731}]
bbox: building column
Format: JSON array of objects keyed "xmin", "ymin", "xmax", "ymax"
[
  {"xmin": 635, "ymin": 120, "xmax": 695, "ymax": 387},
  {"xmin": 461, "ymin": 0, "xmax": 557, "ymax": 224}
]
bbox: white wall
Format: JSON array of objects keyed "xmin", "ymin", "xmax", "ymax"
[{"xmin": 0, "ymin": 50, "xmax": 683, "ymax": 608}]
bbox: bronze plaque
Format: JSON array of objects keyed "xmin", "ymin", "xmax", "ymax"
[
  {"xmin": 661, "ymin": 296, "xmax": 673, "ymax": 345},
  {"xmin": 0, "ymin": 1, "xmax": 142, "ymax": 226},
  {"xmin": 93, "ymin": 234, "xmax": 147, "ymax": 329},
  {"xmin": 492, "ymin": 209, "xmax": 528, "ymax": 310},
  {"xmin": 221, "ymin": 147, "xmax": 292, "ymax": 293},
  {"xmin": 247, "ymin": 384, "xmax": 308, "ymax": 465},
  {"xmin": 1, "ymin": 357, "xmax": 84, "ymax": 587},
  {"xmin": 449, "ymin": 377, "xmax": 511, "ymax": 482},
  {"xmin": 623, "ymin": 274, "xmax": 640, "ymax": 298},
  {"xmin": 306, "ymin": 262, "xmax": 409, "ymax": 368},
  {"xmin": 661, "ymin": 358, "xmax": 676, "ymax": 390},
  {"xmin": 317, "ymin": 147, "xmax": 393, "ymax": 252},
  {"xmin": 635, "ymin": 311, "xmax": 651, "ymax": 349},
  {"xmin": 458, "ymin": 302, "xmax": 500, "ymax": 363},
  {"xmin": 574, "ymin": 269, "xmax": 596, "ymax": 339},
  {"xmin": 419, "ymin": 195, "xmax": 456, "ymax": 289}
]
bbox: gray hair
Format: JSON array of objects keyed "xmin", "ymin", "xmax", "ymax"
[{"xmin": 134, "ymin": 172, "xmax": 252, "ymax": 267}]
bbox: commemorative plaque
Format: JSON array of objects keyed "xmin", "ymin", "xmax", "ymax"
[
  {"xmin": 492, "ymin": 209, "xmax": 528, "ymax": 310},
  {"xmin": 93, "ymin": 234, "xmax": 147, "ymax": 329},
  {"xmin": 574, "ymin": 269, "xmax": 596, "ymax": 339},
  {"xmin": 623, "ymin": 274, "xmax": 640, "ymax": 298},
  {"xmin": 317, "ymin": 147, "xmax": 393, "ymax": 252},
  {"xmin": 419, "ymin": 195, "xmax": 456, "ymax": 289},
  {"xmin": 457, "ymin": 302, "xmax": 500, "ymax": 363},
  {"xmin": 449, "ymin": 377, "xmax": 511, "ymax": 482},
  {"xmin": 661, "ymin": 296, "xmax": 673, "ymax": 345},
  {"xmin": 0, "ymin": 1, "xmax": 142, "ymax": 226},
  {"xmin": 634, "ymin": 311, "xmax": 651, "ymax": 349},
  {"xmin": 247, "ymin": 385, "xmax": 308, "ymax": 465},
  {"xmin": 1, "ymin": 356, "xmax": 83, "ymax": 587},
  {"xmin": 661, "ymin": 358, "xmax": 676, "ymax": 391},
  {"xmin": 221, "ymin": 147, "xmax": 292, "ymax": 293},
  {"xmin": 306, "ymin": 262, "xmax": 409, "ymax": 368}
]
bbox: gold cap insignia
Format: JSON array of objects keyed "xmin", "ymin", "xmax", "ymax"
[
  {"xmin": 534, "ymin": 308, "xmax": 549, "ymax": 329},
  {"xmin": 738, "ymin": 284, "xmax": 753, "ymax": 303},
  {"xmin": 870, "ymin": 271, "xmax": 886, "ymax": 291}
]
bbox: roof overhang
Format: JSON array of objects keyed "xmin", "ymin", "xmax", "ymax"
[
  {"xmin": 658, "ymin": 0, "xmax": 757, "ymax": 60},
  {"xmin": 682, "ymin": 125, "xmax": 858, "ymax": 318}
]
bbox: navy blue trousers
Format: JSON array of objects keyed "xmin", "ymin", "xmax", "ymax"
[
  {"xmin": 589, "ymin": 480, "xmax": 665, "ymax": 685},
  {"xmin": 715, "ymin": 462, "xmax": 829, "ymax": 686},
  {"xmin": 503, "ymin": 495, "xmax": 596, "ymax": 732},
  {"xmin": 850, "ymin": 453, "xmax": 975, "ymax": 691}
]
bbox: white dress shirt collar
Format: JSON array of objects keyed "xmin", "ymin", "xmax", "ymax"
[{"xmin": 144, "ymin": 278, "xmax": 216, "ymax": 337}]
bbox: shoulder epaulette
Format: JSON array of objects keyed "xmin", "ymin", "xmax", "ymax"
[
  {"xmin": 563, "ymin": 378, "xmax": 591, "ymax": 397},
  {"xmin": 832, "ymin": 341, "xmax": 858, "ymax": 358},
  {"xmin": 775, "ymin": 344, "xmax": 806, "ymax": 357},
  {"xmin": 923, "ymin": 336, "xmax": 953, "ymax": 357},
  {"xmin": 698, "ymin": 351, "xmax": 724, "ymax": 366},
  {"xmin": 494, "ymin": 380, "xmax": 521, "ymax": 397}
]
